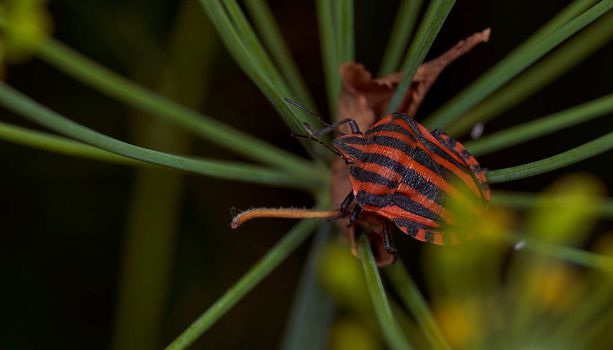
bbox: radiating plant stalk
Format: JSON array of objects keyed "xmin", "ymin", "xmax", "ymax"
[
  {"xmin": 424, "ymin": 0, "xmax": 613, "ymax": 129},
  {"xmin": 378, "ymin": 0, "xmax": 424, "ymax": 76},
  {"xmin": 359, "ymin": 236, "xmax": 414, "ymax": 350},
  {"xmin": 447, "ymin": 10, "xmax": 613, "ymax": 135},
  {"xmin": 0, "ymin": 83, "xmax": 318, "ymax": 190},
  {"xmin": 385, "ymin": 0, "xmax": 456, "ymax": 114},
  {"xmin": 111, "ymin": 4, "xmax": 215, "ymax": 350},
  {"xmin": 466, "ymin": 93, "xmax": 613, "ymax": 156},
  {"xmin": 487, "ymin": 131, "xmax": 613, "ymax": 183},
  {"xmin": 1, "ymin": 1, "xmax": 612, "ymax": 349},
  {"xmin": 36, "ymin": 40, "xmax": 317, "ymax": 175},
  {"xmin": 165, "ymin": 220, "xmax": 318, "ymax": 350}
]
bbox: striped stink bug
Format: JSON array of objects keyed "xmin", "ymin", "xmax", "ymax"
[{"xmin": 313, "ymin": 112, "xmax": 490, "ymax": 249}]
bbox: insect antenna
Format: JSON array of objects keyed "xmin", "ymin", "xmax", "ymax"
[
  {"xmin": 284, "ymin": 97, "xmax": 354, "ymax": 163},
  {"xmin": 284, "ymin": 97, "xmax": 343, "ymax": 131},
  {"xmin": 291, "ymin": 125, "xmax": 343, "ymax": 158},
  {"xmin": 283, "ymin": 97, "xmax": 319, "ymax": 117}
]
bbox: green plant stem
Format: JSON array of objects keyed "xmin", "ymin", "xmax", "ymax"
[
  {"xmin": 424, "ymin": 0, "xmax": 613, "ymax": 129},
  {"xmin": 490, "ymin": 191, "xmax": 613, "ymax": 219},
  {"xmin": 530, "ymin": 0, "xmax": 597, "ymax": 41},
  {"xmin": 201, "ymin": 1, "xmax": 321, "ymax": 158},
  {"xmin": 0, "ymin": 121, "xmax": 143, "ymax": 166},
  {"xmin": 385, "ymin": 0, "xmax": 455, "ymax": 114},
  {"xmin": 486, "ymin": 130, "xmax": 613, "ymax": 183},
  {"xmin": 339, "ymin": 0, "xmax": 355, "ymax": 62},
  {"xmin": 0, "ymin": 83, "xmax": 320, "ymax": 189},
  {"xmin": 316, "ymin": 0, "xmax": 340, "ymax": 115},
  {"xmin": 244, "ymin": 0, "xmax": 315, "ymax": 107},
  {"xmin": 222, "ymin": 0, "xmax": 288, "ymax": 93},
  {"xmin": 111, "ymin": 5, "xmax": 215, "ymax": 350},
  {"xmin": 165, "ymin": 220, "xmax": 319, "ymax": 350},
  {"xmin": 359, "ymin": 236, "xmax": 413, "ymax": 350},
  {"xmin": 504, "ymin": 233, "xmax": 613, "ymax": 271},
  {"xmin": 384, "ymin": 260, "xmax": 450, "ymax": 350},
  {"xmin": 36, "ymin": 39, "xmax": 315, "ymax": 176},
  {"xmin": 281, "ymin": 225, "xmax": 335, "ymax": 350},
  {"xmin": 466, "ymin": 94, "xmax": 613, "ymax": 156},
  {"xmin": 447, "ymin": 11, "xmax": 613, "ymax": 135},
  {"xmin": 378, "ymin": 0, "xmax": 424, "ymax": 76}
]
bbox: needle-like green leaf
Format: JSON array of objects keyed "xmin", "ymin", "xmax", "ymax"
[
  {"xmin": 0, "ymin": 121, "xmax": 143, "ymax": 166},
  {"xmin": 244, "ymin": 0, "xmax": 315, "ymax": 107},
  {"xmin": 379, "ymin": 0, "xmax": 424, "ymax": 76},
  {"xmin": 486, "ymin": 130, "xmax": 613, "ymax": 183},
  {"xmin": 202, "ymin": 0, "xmax": 321, "ymax": 158},
  {"xmin": 447, "ymin": 11, "xmax": 613, "ymax": 135},
  {"xmin": 466, "ymin": 94, "xmax": 613, "ymax": 156},
  {"xmin": 339, "ymin": 0, "xmax": 355, "ymax": 63},
  {"xmin": 317, "ymin": 0, "xmax": 341, "ymax": 114},
  {"xmin": 359, "ymin": 236, "xmax": 413, "ymax": 350},
  {"xmin": 424, "ymin": 0, "xmax": 613, "ymax": 129},
  {"xmin": 385, "ymin": 0, "xmax": 455, "ymax": 114},
  {"xmin": 281, "ymin": 225, "xmax": 335, "ymax": 350},
  {"xmin": 0, "ymin": 83, "xmax": 321, "ymax": 189},
  {"xmin": 491, "ymin": 191, "xmax": 613, "ymax": 219},
  {"xmin": 385, "ymin": 260, "xmax": 450, "ymax": 350},
  {"xmin": 165, "ymin": 220, "xmax": 318, "ymax": 350},
  {"xmin": 504, "ymin": 233, "xmax": 613, "ymax": 271},
  {"xmin": 36, "ymin": 39, "xmax": 315, "ymax": 176}
]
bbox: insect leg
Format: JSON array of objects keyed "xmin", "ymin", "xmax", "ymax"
[
  {"xmin": 347, "ymin": 119, "xmax": 362, "ymax": 134},
  {"xmin": 347, "ymin": 205, "xmax": 362, "ymax": 226},
  {"xmin": 382, "ymin": 220, "xmax": 398, "ymax": 254},
  {"xmin": 310, "ymin": 118, "xmax": 361, "ymax": 138},
  {"xmin": 339, "ymin": 191, "xmax": 355, "ymax": 216}
]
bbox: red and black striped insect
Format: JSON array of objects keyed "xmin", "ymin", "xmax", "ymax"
[{"xmin": 309, "ymin": 112, "xmax": 490, "ymax": 249}]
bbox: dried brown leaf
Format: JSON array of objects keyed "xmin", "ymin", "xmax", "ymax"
[{"xmin": 406, "ymin": 28, "xmax": 491, "ymax": 115}]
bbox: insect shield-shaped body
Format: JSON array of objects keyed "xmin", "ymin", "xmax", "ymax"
[{"xmin": 333, "ymin": 112, "xmax": 490, "ymax": 245}]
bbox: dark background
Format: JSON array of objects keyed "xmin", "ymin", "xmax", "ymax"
[{"xmin": 1, "ymin": 0, "xmax": 611, "ymax": 349}]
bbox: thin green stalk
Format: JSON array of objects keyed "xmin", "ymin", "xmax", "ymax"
[
  {"xmin": 218, "ymin": 0, "xmax": 321, "ymax": 136},
  {"xmin": 378, "ymin": 0, "xmax": 424, "ymax": 76},
  {"xmin": 36, "ymin": 39, "xmax": 316, "ymax": 176},
  {"xmin": 490, "ymin": 191, "xmax": 613, "ymax": 219},
  {"xmin": 486, "ymin": 130, "xmax": 613, "ymax": 183},
  {"xmin": 530, "ymin": 0, "xmax": 597, "ymax": 42},
  {"xmin": 359, "ymin": 236, "xmax": 413, "ymax": 350},
  {"xmin": 504, "ymin": 234, "xmax": 613, "ymax": 271},
  {"xmin": 317, "ymin": 0, "xmax": 340, "ymax": 115},
  {"xmin": 281, "ymin": 225, "xmax": 335, "ymax": 350},
  {"xmin": 111, "ymin": 5, "xmax": 215, "ymax": 350},
  {"xmin": 339, "ymin": 0, "xmax": 355, "ymax": 62},
  {"xmin": 466, "ymin": 94, "xmax": 613, "ymax": 156},
  {"xmin": 385, "ymin": 260, "xmax": 450, "ymax": 350},
  {"xmin": 222, "ymin": 0, "xmax": 288, "ymax": 93},
  {"xmin": 244, "ymin": 0, "xmax": 315, "ymax": 107},
  {"xmin": 0, "ymin": 83, "xmax": 320, "ymax": 189},
  {"xmin": 385, "ymin": 0, "xmax": 455, "ymax": 114},
  {"xmin": 165, "ymin": 220, "xmax": 319, "ymax": 350},
  {"xmin": 448, "ymin": 11, "xmax": 613, "ymax": 135},
  {"xmin": 424, "ymin": 0, "xmax": 613, "ymax": 129},
  {"xmin": 202, "ymin": 1, "xmax": 321, "ymax": 157},
  {"xmin": 0, "ymin": 121, "xmax": 143, "ymax": 166},
  {"xmin": 333, "ymin": 0, "xmax": 343, "ymax": 60}
]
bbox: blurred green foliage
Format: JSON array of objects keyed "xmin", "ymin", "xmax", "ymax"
[
  {"xmin": 319, "ymin": 175, "xmax": 613, "ymax": 350},
  {"xmin": 0, "ymin": 0, "xmax": 51, "ymax": 64},
  {"xmin": 0, "ymin": 1, "xmax": 612, "ymax": 349}
]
